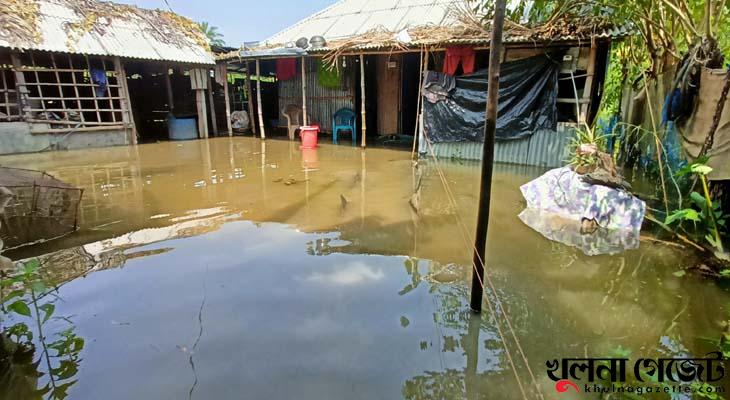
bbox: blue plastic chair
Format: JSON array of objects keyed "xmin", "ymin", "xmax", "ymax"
[{"xmin": 332, "ymin": 107, "xmax": 357, "ymax": 145}]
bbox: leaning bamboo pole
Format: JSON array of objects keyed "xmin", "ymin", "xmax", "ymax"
[{"xmin": 246, "ymin": 61, "xmax": 256, "ymax": 135}]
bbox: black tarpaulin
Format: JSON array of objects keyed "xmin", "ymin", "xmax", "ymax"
[{"xmin": 422, "ymin": 54, "xmax": 560, "ymax": 143}]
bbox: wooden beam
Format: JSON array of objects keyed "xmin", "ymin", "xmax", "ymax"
[
  {"xmin": 114, "ymin": 57, "xmax": 137, "ymax": 145},
  {"xmin": 222, "ymin": 66, "xmax": 232, "ymax": 136},
  {"xmin": 301, "ymin": 56, "xmax": 308, "ymax": 127},
  {"xmin": 196, "ymin": 89, "xmax": 208, "ymax": 139},
  {"xmin": 359, "ymin": 53, "xmax": 366, "ymax": 148},
  {"xmin": 164, "ymin": 65, "xmax": 174, "ymax": 112},
  {"xmin": 207, "ymin": 72, "xmax": 218, "ymax": 136},
  {"xmin": 255, "ymin": 59, "xmax": 265, "ymax": 139},
  {"xmin": 580, "ymin": 42, "xmax": 598, "ymax": 124},
  {"xmin": 9, "ymin": 51, "xmax": 31, "ymax": 120},
  {"xmin": 246, "ymin": 61, "xmax": 256, "ymax": 135}
]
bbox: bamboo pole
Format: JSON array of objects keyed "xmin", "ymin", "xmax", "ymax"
[
  {"xmin": 579, "ymin": 42, "xmax": 598, "ymax": 124},
  {"xmin": 207, "ymin": 72, "xmax": 218, "ymax": 136},
  {"xmin": 301, "ymin": 56, "xmax": 308, "ymax": 127},
  {"xmin": 418, "ymin": 49, "xmax": 429, "ymax": 154},
  {"xmin": 222, "ymin": 65, "xmax": 232, "ymax": 136},
  {"xmin": 114, "ymin": 57, "xmax": 137, "ymax": 145},
  {"xmin": 164, "ymin": 65, "xmax": 174, "ymax": 112},
  {"xmin": 470, "ymin": 0, "xmax": 506, "ymax": 313},
  {"xmin": 246, "ymin": 61, "xmax": 256, "ymax": 135},
  {"xmin": 411, "ymin": 47, "xmax": 424, "ymax": 159},
  {"xmin": 359, "ymin": 53, "xmax": 366, "ymax": 148},
  {"xmin": 256, "ymin": 59, "xmax": 265, "ymax": 139},
  {"xmin": 10, "ymin": 52, "xmax": 31, "ymax": 120},
  {"xmin": 196, "ymin": 90, "xmax": 208, "ymax": 138}
]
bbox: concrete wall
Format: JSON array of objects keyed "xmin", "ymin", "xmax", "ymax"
[{"xmin": 0, "ymin": 122, "xmax": 128, "ymax": 155}]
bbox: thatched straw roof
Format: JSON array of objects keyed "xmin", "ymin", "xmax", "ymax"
[{"xmin": 0, "ymin": 0, "xmax": 214, "ymax": 65}]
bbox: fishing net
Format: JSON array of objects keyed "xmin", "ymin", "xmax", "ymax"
[{"xmin": 0, "ymin": 167, "xmax": 83, "ymax": 250}]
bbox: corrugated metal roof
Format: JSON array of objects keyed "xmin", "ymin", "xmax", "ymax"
[
  {"xmin": 0, "ymin": 0, "xmax": 214, "ymax": 65},
  {"xmin": 265, "ymin": 0, "xmax": 456, "ymax": 45}
]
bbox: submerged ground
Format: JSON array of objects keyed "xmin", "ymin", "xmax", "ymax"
[{"xmin": 1, "ymin": 137, "xmax": 728, "ymax": 399}]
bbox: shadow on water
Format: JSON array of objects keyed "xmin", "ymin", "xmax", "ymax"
[{"xmin": 0, "ymin": 137, "xmax": 728, "ymax": 399}]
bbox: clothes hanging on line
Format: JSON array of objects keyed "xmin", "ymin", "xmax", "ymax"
[
  {"xmin": 443, "ymin": 46, "xmax": 476, "ymax": 75},
  {"xmin": 276, "ymin": 58, "xmax": 298, "ymax": 81}
]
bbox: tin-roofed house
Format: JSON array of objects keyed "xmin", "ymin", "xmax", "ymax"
[
  {"xmin": 0, "ymin": 0, "xmax": 219, "ymax": 154},
  {"xmin": 218, "ymin": 0, "xmax": 628, "ymax": 167}
]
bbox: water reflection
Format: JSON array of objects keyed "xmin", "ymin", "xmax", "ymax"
[{"xmin": 0, "ymin": 138, "xmax": 727, "ymax": 399}]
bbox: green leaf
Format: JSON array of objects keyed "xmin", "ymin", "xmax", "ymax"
[
  {"xmin": 7, "ymin": 300, "xmax": 31, "ymax": 317},
  {"xmin": 673, "ymin": 270, "xmax": 686, "ymax": 277},
  {"xmin": 31, "ymin": 281, "xmax": 45, "ymax": 294},
  {"xmin": 665, "ymin": 209, "xmax": 700, "ymax": 225},
  {"xmin": 690, "ymin": 191, "xmax": 707, "ymax": 210},
  {"xmin": 691, "ymin": 164, "xmax": 713, "ymax": 175},
  {"xmin": 1, "ymin": 289, "xmax": 25, "ymax": 303},
  {"xmin": 39, "ymin": 303, "xmax": 55, "ymax": 323}
]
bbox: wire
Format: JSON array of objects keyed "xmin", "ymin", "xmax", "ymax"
[
  {"xmin": 162, "ymin": 0, "xmax": 174, "ymax": 12},
  {"xmin": 420, "ymin": 130, "xmax": 545, "ymax": 400}
]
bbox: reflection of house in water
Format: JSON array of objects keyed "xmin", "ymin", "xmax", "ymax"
[
  {"xmin": 0, "ymin": 0, "xmax": 221, "ymax": 154},
  {"xmin": 26, "ymin": 209, "xmax": 238, "ymax": 284}
]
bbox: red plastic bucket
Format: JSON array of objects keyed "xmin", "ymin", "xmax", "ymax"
[{"xmin": 300, "ymin": 125, "xmax": 319, "ymax": 149}]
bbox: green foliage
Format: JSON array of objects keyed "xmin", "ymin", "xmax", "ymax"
[
  {"xmin": 0, "ymin": 259, "xmax": 84, "ymax": 399},
  {"xmin": 198, "ymin": 21, "xmax": 225, "ymax": 47},
  {"xmin": 666, "ymin": 158, "xmax": 727, "ymax": 256},
  {"xmin": 566, "ymin": 125, "xmax": 607, "ymax": 169}
]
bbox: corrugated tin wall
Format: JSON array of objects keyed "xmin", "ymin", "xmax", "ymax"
[
  {"xmin": 278, "ymin": 58, "xmax": 355, "ymax": 133},
  {"xmin": 428, "ymin": 123, "xmax": 575, "ymax": 168}
]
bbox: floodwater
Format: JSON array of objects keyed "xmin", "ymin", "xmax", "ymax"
[{"xmin": 0, "ymin": 137, "xmax": 729, "ymax": 399}]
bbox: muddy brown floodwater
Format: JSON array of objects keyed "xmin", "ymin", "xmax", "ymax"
[{"xmin": 1, "ymin": 137, "xmax": 729, "ymax": 399}]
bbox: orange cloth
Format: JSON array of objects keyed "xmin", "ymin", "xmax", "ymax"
[{"xmin": 443, "ymin": 46, "xmax": 476, "ymax": 75}]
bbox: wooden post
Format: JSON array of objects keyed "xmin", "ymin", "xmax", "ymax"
[
  {"xmin": 114, "ymin": 57, "xmax": 137, "ymax": 145},
  {"xmin": 246, "ymin": 61, "xmax": 256, "ymax": 135},
  {"xmin": 196, "ymin": 90, "xmax": 208, "ymax": 139},
  {"xmin": 359, "ymin": 53, "xmax": 366, "ymax": 148},
  {"xmin": 9, "ymin": 52, "xmax": 31, "ymax": 120},
  {"xmin": 255, "ymin": 59, "xmax": 266, "ymax": 139},
  {"xmin": 470, "ymin": 0, "xmax": 506, "ymax": 313},
  {"xmin": 418, "ymin": 50, "xmax": 429, "ymax": 154},
  {"xmin": 580, "ymin": 42, "xmax": 598, "ymax": 124},
  {"xmin": 164, "ymin": 65, "xmax": 174, "ymax": 112},
  {"xmin": 411, "ymin": 48, "xmax": 424, "ymax": 159},
  {"xmin": 222, "ymin": 64, "xmax": 233, "ymax": 136},
  {"xmin": 207, "ymin": 72, "xmax": 218, "ymax": 136},
  {"xmin": 301, "ymin": 56, "xmax": 308, "ymax": 128}
]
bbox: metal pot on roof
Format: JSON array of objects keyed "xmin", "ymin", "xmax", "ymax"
[
  {"xmin": 310, "ymin": 35, "xmax": 326, "ymax": 49},
  {"xmin": 295, "ymin": 37, "xmax": 309, "ymax": 49}
]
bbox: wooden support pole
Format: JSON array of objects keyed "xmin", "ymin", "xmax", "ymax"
[
  {"xmin": 164, "ymin": 65, "xmax": 174, "ymax": 112},
  {"xmin": 196, "ymin": 89, "xmax": 208, "ymax": 139},
  {"xmin": 470, "ymin": 0, "xmax": 506, "ymax": 313},
  {"xmin": 255, "ymin": 59, "xmax": 265, "ymax": 139},
  {"xmin": 207, "ymin": 72, "xmax": 218, "ymax": 136},
  {"xmin": 10, "ymin": 52, "xmax": 31, "ymax": 120},
  {"xmin": 359, "ymin": 53, "xmax": 366, "ymax": 148},
  {"xmin": 301, "ymin": 56, "xmax": 308, "ymax": 127},
  {"xmin": 222, "ymin": 65, "xmax": 232, "ymax": 136},
  {"xmin": 411, "ymin": 48, "xmax": 424, "ymax": 159},
  {"xmin": 580, "ymin": 42, "xmax": 598, "ymax": 124},
  {"xmin": 114, "ymin": 57, "xmax": 137, "ymax": 145},
  {"xmin": 418, "ymin": 50, "xmax": 429, "ymax": 154},
  {"xmin": 246, "ymin": 61, "xmax": 256, "ymax": 135}
]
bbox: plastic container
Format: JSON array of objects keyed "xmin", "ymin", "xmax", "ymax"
[
  {"xmin": 168, "ymin": 115, "xmax": 198, "ymax": 140},
  {"xmin": 299, "ymin": 125, "xmax": 319, "ymax": 149}
]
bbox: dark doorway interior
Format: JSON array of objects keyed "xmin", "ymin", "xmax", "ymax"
[{"xmin": 400, "ymin": 52, "xmax": 421, "ymax": 139}]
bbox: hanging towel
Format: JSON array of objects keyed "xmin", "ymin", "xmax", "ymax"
[
  {"xmin": 276, "ymin": 58, "xmax": 297, "ymax": 81},
  {"xmin": 90, "ymin": 68, "xmax": 108, "ymax": 97},
  {"xmin": 443, "ymin": 46, "xmax": 476, "ymax": 76},
  {"xmin": 317, "ymin": 60, "xmax": 341, "ymax": 89}
]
